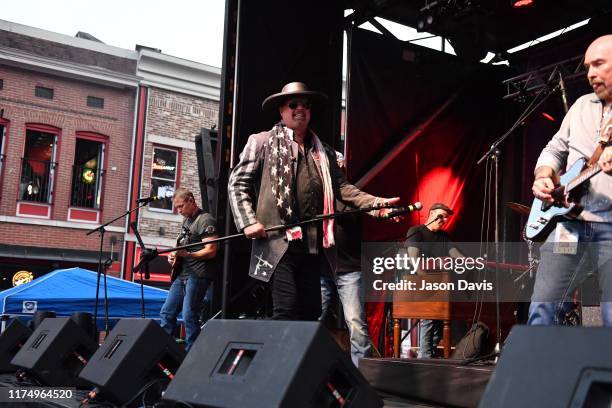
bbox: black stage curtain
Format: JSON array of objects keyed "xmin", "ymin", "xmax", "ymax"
[
  {"xmin": 347, "ymin": 28, "xmax": 511, "ymax": 351},
  {"xmin": 346, "ymin": 28, "xmax": 509, "ymax": 243},
  {"xmin": 233, "ymin": 0, "xmax": 344, "ymax": 150}
]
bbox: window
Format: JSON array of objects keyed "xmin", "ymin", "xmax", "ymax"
[
  {"xmin": 87, "ymin": 96, "xmax": 104, "ymax": 109},
  {"xmin": 149, "ymin": 146, "xmax": 179, "ymax": 212},
  {"xmin": 0, "ymin": 79, "xmax": 4, "ymax": 90},
  {"xmin": 19, "ymin": 128, "xmax": 58, "ymax": 203},
  {"xmin": 70, "ymin": 137, "xmax": 105, "ymax": 208},
  {"xmin": 35, "ymin": 86, "xmax": 53, "ymax": 99}
]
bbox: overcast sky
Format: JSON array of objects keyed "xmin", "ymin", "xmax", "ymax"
[{"xmin": 2, "ymin": 0, "xmax": 226, "ymax": 67}]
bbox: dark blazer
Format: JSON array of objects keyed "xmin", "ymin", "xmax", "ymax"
[{"xmin": 228, "ymin": 128, "xmax": 380, "ymax": 282}]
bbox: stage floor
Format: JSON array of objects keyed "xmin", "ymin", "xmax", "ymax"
[{"xmin": 360, "ymin": 357, "xmax": 494, "ymax": 408}]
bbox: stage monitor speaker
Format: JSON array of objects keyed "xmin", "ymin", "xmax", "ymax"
[
  {"xmin": 480, "ymin": 325, "xmax": 612, "ymax": 408},
  {"xmin": 10, "ymin": 317, "xmax": 98, "ymax": 387},
  {"xmin": 162, "ymin": 320, "xmax": 383, "ymax": 408},
  {"xmin": 0, "ymin": 319, "xmax": 32, "ymax": 372},
  {"xmin": 28, "ymin": 310, "xmax": 56, "ymax": 331},
  {"xmin": 78, "ymin": 318, "xmax": 186, "ymax": 406},
  {"xmin": 70, "ymin": 311, "xmax": 96, "ymax": 341}
]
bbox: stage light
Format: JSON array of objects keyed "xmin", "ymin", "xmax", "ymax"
[
  {"xmin": 541, "ymin": 112, "xmax": 555, "ymax": 122},
  {"xmin": 417, "ymin": 13, "xmax": 435, "ymax": 32},
  {"xmin": 416, "ymin": 0, "xmax": 443, "ymax": 32},
  {"xmin": 511, "ymin": 0, "xmax": 534, "ymax": 9}
]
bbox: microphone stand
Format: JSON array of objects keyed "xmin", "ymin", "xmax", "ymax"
[
  {"xmin": 475, "ymin": 69, "xmax": 563, "ymax": 356},
  {"xmin": 405, "ymin": 215, "xmax": 444, "ymax": 241},
  {"xmin": 86, "ymin": 201, "xmax": 150, "ymax": 337},
  {"xmin": 130, "ymin": 222, "xmax": 149, "ymax": 319},
  {"xmin": 133, "ymin": 204, "xmax": 409, "ymax": 273},
  {"xmin": 477, "ymin": 66, "xmax": 563, "ymax": 166}
]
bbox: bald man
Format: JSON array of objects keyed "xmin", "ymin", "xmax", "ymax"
[{"xmin": 529, "ymin": 35, "xmax": 612, "ymax": 326}]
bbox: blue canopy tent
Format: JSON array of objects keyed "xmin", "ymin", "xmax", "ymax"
[{"xmin": 0, "ymin": 267, "xmax": 168, "ymax": 328}]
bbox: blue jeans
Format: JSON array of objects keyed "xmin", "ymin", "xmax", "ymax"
[
  {"xmin": 320, "ymin": 272, "xmax": 372, "ymax": 366},
  {"xmin": 528, "ymin": 221, "xmax": 612, "ymax": 326},
  {"xmin": 418, "ymin": 319, "xmax": 442, "ymax": 358},
  {"xmin": 160, "ymin": 275, "xmax": 211, "ymax": 350}
]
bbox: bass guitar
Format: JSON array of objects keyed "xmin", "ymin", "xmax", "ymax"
[{"xmin": 525, "ymin": 118, "xmax": 611, "ymax": 241}]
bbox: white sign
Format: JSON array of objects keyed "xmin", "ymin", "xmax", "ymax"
[{"xmin": 22, "ymin": 300, "xmax": 38, "ymax": 314}]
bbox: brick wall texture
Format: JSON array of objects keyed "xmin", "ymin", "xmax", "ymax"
[
  {"xmin": 139, "ymin": 87, "xmax": 219, "ymax": 242},
  {"xmin": 0, "ymin": 63, "xmax": 135, "ymax": 258},
  {"xmin": 0, "ymin": 30, "xmax": 137, "ymax": 74}
]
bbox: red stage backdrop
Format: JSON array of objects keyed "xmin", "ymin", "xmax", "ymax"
[{"xmin": 346, "ymin": 28, "xmax": 509, "ymax": 353}]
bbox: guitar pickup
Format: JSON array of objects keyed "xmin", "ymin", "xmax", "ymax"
[
  {"xmin": 538, "ymin": 217, "xmax": 547, "ymax": 224},
  {"xmin": 528, "ymin": 224, "xmax": 540, "ymax": 230}
]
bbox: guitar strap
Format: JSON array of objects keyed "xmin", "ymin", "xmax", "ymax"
[
  {"xmin": 171, "ymin": 209, "xmax": 205, "ymax": 281},
  {"xmin": 587, "ymin": 116, "xmax": 612, "ymax": 167},
  {"xmin": 180, "ymin": 208, "xmax": 204, "ymax": 245}
]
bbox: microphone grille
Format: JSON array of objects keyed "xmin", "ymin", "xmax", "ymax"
[{"xmin": 414, "ymin": 202, "xmax": 423, "ymax": 210}]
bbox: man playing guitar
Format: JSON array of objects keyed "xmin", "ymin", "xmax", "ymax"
[
  {"xmin": 529, "ymin": 35, "xmax": 612, "ymax": 326},
  {"xmin": 159, "ymin": 187, "xmax": 219, "ymax": 350}
]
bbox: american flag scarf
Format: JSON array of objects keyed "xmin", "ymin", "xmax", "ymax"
[{"xmin": 268, "ymin": 123, "xmax": 335, "ymax": 248}]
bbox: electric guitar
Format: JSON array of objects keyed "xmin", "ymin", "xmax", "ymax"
[
  {"xmin": 524, "ymin": 118, "xmax": 611, "ymax": 241},
  {"xmin": 170, "ymin": 224, "xmax": 191, "ymax": 282},
  {"xmin": 169, "ymin": 236, "xmax": 183, "ymax": 282}
]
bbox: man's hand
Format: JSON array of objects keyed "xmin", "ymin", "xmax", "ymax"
[
  {"xmin": 532, "ymin": 166, "xmax": 558, "ymax": 203},
  {"xmin": 168, "ymin": 252, "xmax": 176, "ymax": 266},
  {"xmin": 532, "ymin": 177, "xmax": 556, "ymax": 203},
  {"xmin": 598, "ymin": 146, "xmax": 612, "ymax": 175},
  {"xmin": 377, "ymin": 197, "xmax": 402, "ymax": 222},
  {"xmin": 244, "ymin": 222, "xmax": 267, "ymax": 239}
]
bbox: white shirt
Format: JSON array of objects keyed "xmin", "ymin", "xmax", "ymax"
[{"xmin": 535, "ymin": 93, "xmax": 612, "ymax": 222}]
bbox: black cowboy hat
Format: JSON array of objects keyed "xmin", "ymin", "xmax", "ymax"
[{"xmin": 261, "ymin": 82, "xmax": 328, "ymax": 112}]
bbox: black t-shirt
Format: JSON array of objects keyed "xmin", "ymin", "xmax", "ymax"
[
  {"xmin": 178, "ymin": 209, "xmax": 218, "ymax": 279},
  {"xmin": 405, "ymin": 224, "xmax": 451, "ymax": 258}
]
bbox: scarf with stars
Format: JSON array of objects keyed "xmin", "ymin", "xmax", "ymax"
[{"xmin": 269, "ymin": 123, "xmax": 335, "ymax": 248}]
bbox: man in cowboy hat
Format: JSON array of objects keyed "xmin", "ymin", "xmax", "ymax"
[{"xmin": 228, "ymin": 81, "xmax": 400, "ymax": 321}]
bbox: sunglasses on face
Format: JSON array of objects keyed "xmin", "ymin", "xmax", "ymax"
[{"xmin": 287, "ymin": 100, "xmax": 311, "ymax": 110}]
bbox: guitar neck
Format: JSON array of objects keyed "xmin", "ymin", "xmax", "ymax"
[{"xmin": 566, "ymin": 164, "xmax": 601, "ymax": 193}]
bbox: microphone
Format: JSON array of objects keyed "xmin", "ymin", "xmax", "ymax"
[
  {"xmin": 558, "ymin": 72, "xmax": 569, "ymax": 113},
  {"xmin": 383, "ymin": 202, "xmax": 423, "ymax": 219},
  {"xmin": 136, "ymin": 196, "xmax": 163, "ymax": 204}
]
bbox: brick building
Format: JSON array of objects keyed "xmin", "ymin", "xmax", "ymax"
[
  {"xmin": 0, "ymin": 20, "xmax": 139, "ymax": 289},
  {"xmin": 123, "ymin": 47, "xmax": 221, "ymax": 286}
]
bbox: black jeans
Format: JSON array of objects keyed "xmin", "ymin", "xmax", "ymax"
[{"xmin": 270, "ymin": 246, "xmax": 322, "ymax": 320}]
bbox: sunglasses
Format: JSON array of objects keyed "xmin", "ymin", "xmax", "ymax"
[{"xmin": 287, "ymin": 100, "xmax": 311, "ymax": 110}]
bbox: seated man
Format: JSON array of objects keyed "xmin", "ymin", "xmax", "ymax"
[{"xmin": 405, "ymin": 203, "xmax": 462, "ymax": 358}]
